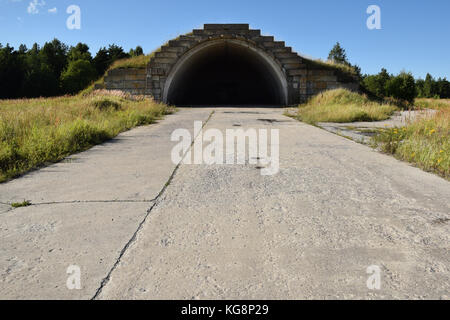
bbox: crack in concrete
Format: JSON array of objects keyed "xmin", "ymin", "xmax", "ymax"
[
  {"xmin": 22, "ymin": 199, "xmax": 155, "ymax": 206},
  {"xmin": 0, "ymin": 200, "xmax": 156, "ymax": 214},
  {"xmin": 91, "ymin": 110, "xmax": 215, "ymax": 300},
  {"xmin": 0, "ymin": 204, "xmax": 14, "ymax": 214},
  {"xmin": 0, "ymin": 202, "xmax": 15, "ymax": 214}
]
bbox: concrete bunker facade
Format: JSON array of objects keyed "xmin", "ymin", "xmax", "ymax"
[{"xmin": 103, "ymin": 24, "xmax": 359, "ymax": 106}]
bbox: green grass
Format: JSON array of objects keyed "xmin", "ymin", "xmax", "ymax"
[
  {"xmin": 0, "ymin": 92, "xmax": 174, "ymax": 183},
  {"xmin": 295, "ymin": 88, "xmax": 397, "ymax": 124},
  {"xmin": 372, "ymin": 105, "xmax": 449, "ymax": 179}
]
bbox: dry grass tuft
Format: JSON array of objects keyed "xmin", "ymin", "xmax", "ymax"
[
  {"xmin": 108, "ymin": 54, "xmax": 154, "ymax": 70},
  {"xmin": 295, "ymin": 88, "xmax": 397, "ymax": 124},
  {"xmin": 415, "ymin": 98, "xmax": 450, "ymax": 111}
]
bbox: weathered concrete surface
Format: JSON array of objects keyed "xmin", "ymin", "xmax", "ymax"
[
  {"xmin": 0, "ymin": 203, "xmax": 11, "ymax": 215},
  {"xmin": 1, "ymin": 108, "xmax": 449, "ymax": 300},
  {"xmin": 97, "ymin": 108, "xmax": 450, "ymax": 300},
  {"xmin": 1, "ymin": 202, "xmax": 150, "ymax": 299},
  {"xmin": 0, "ymin": 109, "xmax": 212, "ymax": 299},
  {"xmin": 318, "ymin": 110, "xmax": 438, "ymax": 144}
]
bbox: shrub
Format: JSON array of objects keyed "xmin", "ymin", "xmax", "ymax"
[
  {"xmin": 385, "ymin": 72, "xmax": 416, "ymax": 103},
  {"xmin": 61, "ymin": 59, "xmax": 97, "ymax": 94},
  {"xmin": 362, "ymin": 68, "xmax": 391, "ymax": 98}
]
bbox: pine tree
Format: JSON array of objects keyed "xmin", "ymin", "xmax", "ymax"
[
  {"xmin": 423, "ymin": 73, "xmax": 434, "ymax": 98},
  {"xmin": 327, "ymin": 42, "xmax": 349, "ymax": 65},
  {"xmin": 129, "ymin": 46, "xmax": 144, "ymax": 57},
  {"xmin": 93, "ymin": 47, "xmax": 110, "ymax": 77},
  {"xmin": 68, "ymin": 43, "xmax": 92, "ymax": 62}
]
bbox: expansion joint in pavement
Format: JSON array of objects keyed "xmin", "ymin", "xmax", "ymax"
[{"xmin": 91, "ymin": 110, "xmax": 215, "ymax": 300}]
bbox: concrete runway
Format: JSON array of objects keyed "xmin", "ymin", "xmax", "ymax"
[{"xmin": 1, "ymin": 108, "xmax": 449, "ymax": 299}]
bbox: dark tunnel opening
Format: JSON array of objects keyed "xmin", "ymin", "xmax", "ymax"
[{"xmin": 166, "ymin": 41, "xmax": 286, "ymax": 106}]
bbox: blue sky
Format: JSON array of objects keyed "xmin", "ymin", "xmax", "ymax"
[{"xmin": 1, "ymin": 0, "xmax": 449, "ymax": 79}]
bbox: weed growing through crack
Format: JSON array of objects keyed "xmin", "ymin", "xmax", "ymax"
[{"xmin": 11, "ymin": 200, "xmax": 32, "ymax": 208}]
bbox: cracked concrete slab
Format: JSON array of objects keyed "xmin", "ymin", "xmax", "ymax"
[
  {"xmin": 0, "ymin": 108, "xmax": 212, "ymax": 299},
  {"xmin": 319, "ymin": 109, "xmax": 438, "ymax": 130},
  {"xmin": 318, "ymin": 109, "xmax": 439, "ymax": 144},
  {"xmin": 0, "ymin": 202, "xmax": 151, "ymax": 299},
  {"xmin": 0, "ymin": 203, "xmax": 11, "ymax": 215},
  {"xmin": 97, "ymin": 108, "xmax": 449, "ymax": 300}
]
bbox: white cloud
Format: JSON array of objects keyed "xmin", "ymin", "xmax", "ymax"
[
  {"xmin": 27, "ymin": 0, "xmax": 45, "ymax": 15},
  {"xmin": 48, "ymin": 7, "xmax": 57, "ymax": 14}
]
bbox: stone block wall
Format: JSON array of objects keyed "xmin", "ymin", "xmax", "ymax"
[{"xmin": 102, "ymin": 68, "xmax": 147, "ymax": 95}]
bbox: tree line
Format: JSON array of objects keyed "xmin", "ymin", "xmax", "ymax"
[
  {"xmin": 362, "ymin": 68, "xmax": 450, "ymax": 103},
  {"xmin": 0, "ymin": 38, "xmax": 144, "ymax": 99},
  {"xmin": 328, "ymin": 42, "xmax": 450, "ymax": 103},
  {"xmin": 1, "ymin": 39, "xmax": 449, "ymax": 102}
]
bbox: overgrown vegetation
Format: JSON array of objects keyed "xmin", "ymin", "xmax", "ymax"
[
  {"xmin": 305, "ymin": 58, "xmax": 360, "ymax": 83},
  {"xmin": 0, "ymin": 91, "xmax": 173, "ymax": 183},
  {"xmin": 295, "ymin": 88, "xmax": 397, "ymax": 124},
  {"xmin": 415, "ymin": 98, "xmax": 450, "ymax": 110},
  {"xmin": 372, "ymin": 102, "xmax": 449, "ymax": 179},
  {"xmin": 108, "ymin": 52, "xmax": 153, "ymax": 70}
]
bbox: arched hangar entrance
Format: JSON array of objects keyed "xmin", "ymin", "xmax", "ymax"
[
  {"xmin": 102, "ymin": 25, "xmax": 359, "ymax": 105},
  {"xmin": 164, "ymin": 39, "xmax": 288, "ymax": 106}
]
